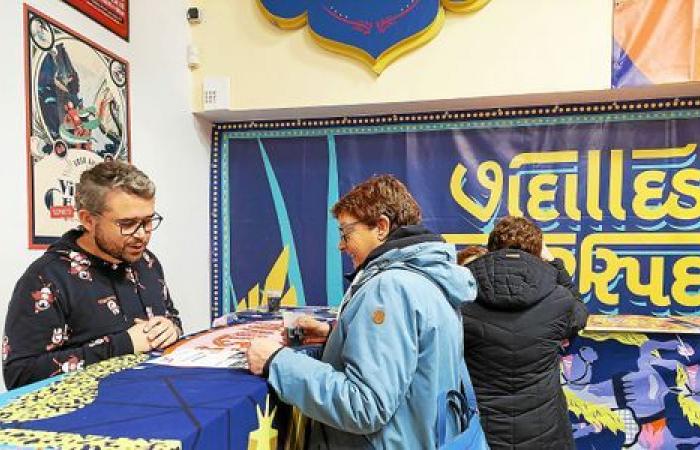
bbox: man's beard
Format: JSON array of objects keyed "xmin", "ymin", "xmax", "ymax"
[{"xmin": 95, "ymin": 226, "xmax": 147, "ymax": 263}]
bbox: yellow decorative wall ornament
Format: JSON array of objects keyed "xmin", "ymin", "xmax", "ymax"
[{"xmin": 256, "ymin": 0, "xmax": 490, "ymax": 74}]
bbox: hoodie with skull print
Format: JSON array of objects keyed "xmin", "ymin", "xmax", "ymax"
[{"xmin": 3, "ymin": 228, "xmax": 181, "ymax": 389}]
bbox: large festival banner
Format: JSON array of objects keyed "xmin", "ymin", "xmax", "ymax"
[
  {"xmin": 25, "ymin": 6, "xmax": 130, "ymax": 248},
  {"xmin": 210, "ymin": 100, "xmax": 700, "ymax": 449},
  {"xmin": 211, "ymin": 101, "xmax": 700, "ymax": 318}
]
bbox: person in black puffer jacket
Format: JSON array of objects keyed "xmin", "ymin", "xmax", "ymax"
[{"xmin": 462, "ymin": 216, "xmax": 589, "ymax": 450}]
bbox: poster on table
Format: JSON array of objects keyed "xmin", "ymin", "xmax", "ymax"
[
  {"xmin": 63, "ymin": 0, "xmax": 129, "ymax": 41},
  {"xmin": 25, "ymin": 5, "xmax": 130, "ymax": 248}
]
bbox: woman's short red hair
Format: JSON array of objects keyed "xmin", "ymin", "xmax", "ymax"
[{"xmin": 332, "ymin": 174, "xmax": 421, "ymax": 229}]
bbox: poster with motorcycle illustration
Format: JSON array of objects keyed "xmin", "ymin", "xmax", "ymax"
[{"xmin": 25, "ymin": 6, "xmax": 130, "ymax": 248}]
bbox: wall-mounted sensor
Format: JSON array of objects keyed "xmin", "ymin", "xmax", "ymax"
[
  {"xmin": 187, "ymin": 44, "xmax": 200, "ymax": 69},
  {"xmin": 187, "ymin": 7, "xmax": 201, "ymax": 24}
]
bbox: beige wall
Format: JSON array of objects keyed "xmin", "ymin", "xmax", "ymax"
[{"xmin": 190, "ymin": 0, "xmax": 613, "ymax": 113}]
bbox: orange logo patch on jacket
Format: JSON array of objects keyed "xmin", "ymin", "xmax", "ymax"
[{"xmin": 372, "ymin": 309, "xmax": 385, "ymax": 325}]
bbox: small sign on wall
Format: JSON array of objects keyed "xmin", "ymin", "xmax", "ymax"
[
  {"xmin": 25, "ymin": 5, "xmax": 131, "ymax": 248},
  {"xmin": 203, "ymin": 77, "xmax": 231, "ymax": 111}
]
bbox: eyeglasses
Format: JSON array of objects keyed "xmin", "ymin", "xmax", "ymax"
[
  {"xmin": 101, "ymin": 212, "xmax": 163, "ymax": 236},
  {"xmin": 338, "ymin": 221, "xmax": 362, "ymax": 243}
]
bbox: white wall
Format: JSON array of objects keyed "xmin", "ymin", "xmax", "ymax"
[{"xmin": 0, "ymin": 0, "xmax": 211, "ymax": 392}]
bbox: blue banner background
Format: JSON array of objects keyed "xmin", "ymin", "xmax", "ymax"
[{"xmin": 211, "ymin": 108, "xmax": 700, "ymax": 318}]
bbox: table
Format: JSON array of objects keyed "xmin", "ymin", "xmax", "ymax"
[
  {"xmin": 0, "ymin": 353, "xmax": 283, "ymax": 449},
  {"xmin": 0, "ymin": 306, "xmax": 333, "ymax": 450}
]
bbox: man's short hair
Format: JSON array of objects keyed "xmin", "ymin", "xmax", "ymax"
[
  {"xmin": 75, "ymin": 161, "xmax": 155, "ymax": 214},
  {"xmin": 487, "ymin": 216, "xmax": 542, "ymax": 257},
  {"xmin": 331, "ymin": 174, "xmax": 421, "ymax": 230},
  {"xmin": 457, "ymin": 245, "xmax": 488, "ymax": 266}
]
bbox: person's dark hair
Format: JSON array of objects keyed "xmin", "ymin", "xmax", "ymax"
[
  {"xmin": 53, "ymin": 140, "xmax": 67, "ymax": 158},
  {"xmin": 457, "ymin": 245, "xmax": 488, "ymax": 266},
  {"xmin": 76, "ymin": 161, "xmax": 155, "ymax": 214},
  {"xmin": 487, "ymin": 216, "xmax": 542, "ymax": 257},
  {"xmin": 331, "ymin": 174, "xmax": 421, "ymax": 230}
]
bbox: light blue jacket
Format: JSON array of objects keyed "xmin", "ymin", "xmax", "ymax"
[{"xmin": 268, "ymin": 240, "xmax": 477, "ymax": 449}]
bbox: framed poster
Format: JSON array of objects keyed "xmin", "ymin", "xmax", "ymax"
[
  {"xmin": 25, "ymin": 5, "xmax": 131, "ymax": 248},
  {"xmin": 63, "ymin": 0, "xmax": 129, "ymax": 41}
]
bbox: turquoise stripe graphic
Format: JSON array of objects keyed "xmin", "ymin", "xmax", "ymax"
[
  {"xmin": 258, "ymin": 139, "xmax": 306, "ymax": 305},
  {"xmin": 326, "ymin": 135, "xmax": 343, "ymax": 306},
  {"xmin": 221, "ymin": 139, "xmax": 237, "ymax": 313}
]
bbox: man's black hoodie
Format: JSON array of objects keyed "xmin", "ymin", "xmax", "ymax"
[{"xmin": 3, "ymin": 228, "xmax": 180, "ymax": 389}]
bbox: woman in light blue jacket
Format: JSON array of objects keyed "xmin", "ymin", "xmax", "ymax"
[{"xmin": 247, "ymin": 174, "xmax": 477, "ymax": 449}]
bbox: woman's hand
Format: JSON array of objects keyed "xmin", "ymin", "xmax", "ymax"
[
  {"xmin": 247, "ymin": 338, "xmax": 283, "ymax": 375},
  {"xmin": 297, "ymin": 316, "xmax": 331, "ymax": 337}
]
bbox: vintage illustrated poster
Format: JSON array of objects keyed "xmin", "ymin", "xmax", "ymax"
[
  {"xmin": 63, "ymin": 0, "xmax": 129, "ymax": 41},
  {"xmin": 25, "ymin": 6, "xmax": 130, "ymax": 248}
]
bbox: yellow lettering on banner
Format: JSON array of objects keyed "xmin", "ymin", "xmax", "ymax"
[
  {"xmin": 632, "ymin": 169, "xmax": 700, "ymax": 221},
  {"xmin": 527, "ymin": 174, "xmax": 559, "ymax": 221},
  {"xmin": 564, "ymin": 174, "xmax": 581, "ymax": 221},
  {"xmin": 623, "ymin": 255, "xmax": 670, "ymax": 306},
  {"xmin": 579, "ymin": 233, "xmax": 700, "ymax": 308},
  {"xmin": 509, "ymin": 151, "xmax": 579, "ymax": 169},
  {"xmin": 669, "ymin": 169, "xmax": 700, "ymax": 219},
  {"xmin": 579, "ymin": 247, "xmax": 621, "ymax": 305},
  {"xmin": 673, "ymin": 257, "xmax": 700, "ymax": 307},
  {"xmin": 609, "ymin": 150, "xmax": 626, "ymax": 221},
  {"xmin": 450, "ymin": 161, "xmax": 503, "ymax": 222},
  {"xmin": 507, "ymin": 150, "xmax": 578, "ymax": 219},
  {"xmin": 441, "ymin": 234, "xmax": 487, "ymax": 245},
  {"xmin": 631, "ymin": 143, "xmax": 696, "ymax": 161},
  {"xmin": 508, "ymin": 174, "xmax": 523, "ymax": 217},
  {"xmin": 542, "ymin": 234, "xmax": 577, "ymax": 247},
  {"xmin": 632, "ymin": 170, "xmax": 666, "ymax": 221},
  {"xmin": 586, "ymin": 150, "xmax": 604, "ymax": 221},
  {"xmin": 630, "ymin": 144, "xmax": 700, "ymax": 221}
]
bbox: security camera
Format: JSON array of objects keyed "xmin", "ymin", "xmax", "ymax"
[{"xmin": 187, "ymin": 7, "xmax": 201, "ymax": 24}]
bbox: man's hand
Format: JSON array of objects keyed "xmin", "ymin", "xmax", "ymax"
[
  {"xmin": 127, "ymin": 318, "xmax": 152, "ymax": 353},
  {"xmin": 297, "ymin": 316, "xmax": 331, "ymax": 337},
  {"xmin": 247, "ymin": 338, "xmax": 283, "ymax": 375},
  {"xmin": 142, "ymin": 316, "xmax": 180, "ymax": 350}
]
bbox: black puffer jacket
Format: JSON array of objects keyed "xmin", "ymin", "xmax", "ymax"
[{"xmin": 462, "ymin": 249, "xmax": 589, "ymax": 450}]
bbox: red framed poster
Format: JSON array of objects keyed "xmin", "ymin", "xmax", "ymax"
[
  {"xmin": 25, "ymin": 5, "xmax": 131, "ymax": 248},
  {"xmin": 63, "ymin": 0, "xmax": 129, "ymax": 41}
]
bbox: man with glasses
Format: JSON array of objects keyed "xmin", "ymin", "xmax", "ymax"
[{"xmin": 3, "ymin": 161, "xmax": 181, "ymax": 389}]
